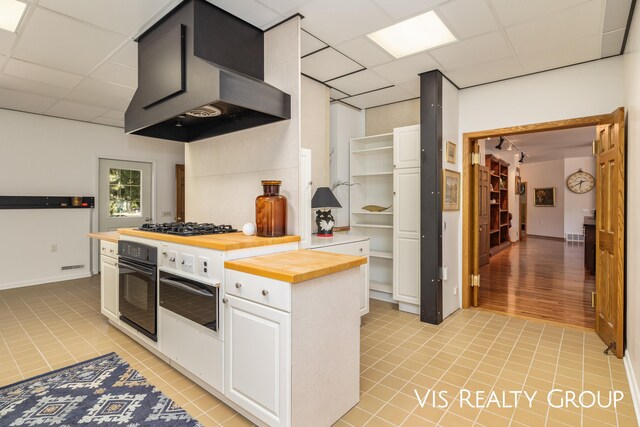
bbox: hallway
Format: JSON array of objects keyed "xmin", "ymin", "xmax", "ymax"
[{"xmin": 479, "ymin": 237, "xmax": 595, "ymax": 328}]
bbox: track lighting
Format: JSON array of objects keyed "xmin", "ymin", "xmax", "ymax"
[
  {"xmin": 519, "ymin": 152, "xmax": 525, "ymax": 163},
  {"xmin": 507, "ymin": 143, "xmax": 513, "ymax": 151},
  {"xmin": 495, "ymin": 137, "xmax": 504, "ymax": 150}
]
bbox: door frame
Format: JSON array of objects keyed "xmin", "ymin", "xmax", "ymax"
[{"xmin": 462, "ymin": 113, "xmax": 615, "ymax": 309}]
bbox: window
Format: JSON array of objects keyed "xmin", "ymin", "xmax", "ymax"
[{"xmin": 109, "ymin": 168, "xmax": 142, "ymax": 217}]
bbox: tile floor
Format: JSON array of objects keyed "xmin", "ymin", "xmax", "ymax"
[{"xmin": 0, "ymin": 277, "xmax": 637, "ymax": 426}]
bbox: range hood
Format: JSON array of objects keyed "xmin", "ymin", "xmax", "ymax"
[{"xmin": 125, "ymin": 0, "xmax": 291, "ymax": 142}]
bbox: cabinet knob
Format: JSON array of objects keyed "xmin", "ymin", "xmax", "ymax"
[
  {"xmin": 262, "ymin": 289, "xmax": 269, "ymax": 296},
  {"xmin": 359, "ymin": 248, "xmax": 363, "ymax": 252},
  {"xmin": 222, "ymin": 298, "xmax": 228, "ymax": 304},
  {"xmin": 235, "ymin": 282, "xmax": 242, "ymax": 288},
  {"xmin": 169, "ymin": 257, "xmax": 176, "ymax": 262}
]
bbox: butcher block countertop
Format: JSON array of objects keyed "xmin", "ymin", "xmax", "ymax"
[
  {"xmin": 224, "ymin": 249, "xmax": 367, "ymax": 283},
  {"xmin": 87, "ymin": 231, "xmax": 120, "ymax": 243},
  {"xmin": 118, "ymin": 228, "xmax": 301, "ymax": 251}
]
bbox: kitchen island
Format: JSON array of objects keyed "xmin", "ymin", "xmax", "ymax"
[{"xmin": 89, "ymin": 230, "xmax": 366, "ymax": 427}]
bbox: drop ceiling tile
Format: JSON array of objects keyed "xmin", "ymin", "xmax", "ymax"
[
  {"xmin": 101, "ymin": 110, "xmax": 125, "ymax": 120},
  {"xmin": 206, "ymin": 0, "xmax": 280, "ymax": 28},
  {"xmin": 343, "ymin": 86, "xmax": 412, "ymax": 109},
  {"xmin": 506, "ymin": 0, "xmax": 604, "ymax": 53},
  {"xmin": 255, "ymin": 0, "xmax": 314, "ymax": 15},
  {"xmin": 300, "ymin": 0, "xmax": 392, "ymax": 45},
  {"xmin": 301, "ymin": 30, "xmax": 327, "ymax": 56},
  {"xmin": 437, "ymin": 0, "xmax": 498, "ymax": 39},
  {"xmin": 330, "ymin": 88, "xmax": 349, "ymax": 99},
  {"xmin": 301, "ymin": 47, "xmax": 363, "ymax": 82},
  {"xmin": 91, "ymin": 62, "xmax": 137, "ymax": 88},
  {"xmin": 398, "ymin": 78, "xmax": 420, "ymax": 97},
  {"xmin": 13, "ymin": 8, "xmax": 126, "ymax": 75},
  {"xmin": 0, "ymin": 73, "xmax": 70, "ymax": 98},
  {"xmin": 46, "ymin": 100, "xmax": 109, "ymax": 121},
  {"xmin": 37, "ymin": 0, "xmax": 176, "ymax": 36},
  {"xmin": 0, "ymin": 55, "xmax": 6, "ymax": 68},
  {"xmin": 604, "ymin": 0, "xmax": 633, "ymax": 32},
  {"xmin": 430, "ymin": 32, "xmax": 511, "ymax": 71},
  {"xmin": 602, "ymin": 29, "xmax": 625, "ymax": 57},
  {"xmin": 372, "ymin": 0, "xmax": 447, "ymax": 20},
  {"xmin": 326, "ymin": 69, "xmax": 392, "ymax": 95},
  {"xmin": 0, "ymin": 31, "xmax": 16, "ymax": 56},
  {"xmin": 91, "ymin": 116, "xmax": 124, "ymax": 127},
  {"xmin": 64, "ymin": 78, "xmax": 135, "ymax": 110},
  {"xmin": 108, "ymin": 41, "xmax": 138, "ymax": 68},
  {"xmin": 4, "ymin": 59, "xmax": 83, "ymax": 89},
  {"xmin": 517, "ymin": 35, "xmax": 602, "ymax": 74},
  {"xmin": 335, "ymin": 36, "xmax": 393, "ymax": 68},
  {"xmin": 370, "ymin": 51, "xmax": 440, "ymax": 84},
  {"xmin": 445, "ymin": 56, "xmax": 522, "ymax": 88},
  {"xmin": 490, "ymin": 0, "xmax": 587, "ymax": 27},
  {"xmin": 0, "ymin": 87, "xmax": 58, "ymax": 113}
]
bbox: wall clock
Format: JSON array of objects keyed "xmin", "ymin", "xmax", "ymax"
[{"xmin": 566, "ymin": 169, "xmax": 595, "ymax": 194}]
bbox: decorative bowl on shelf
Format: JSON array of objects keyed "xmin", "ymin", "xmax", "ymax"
[{"xmin": 361, "ymin": 204, "xmax": 392, "ymax": 212}]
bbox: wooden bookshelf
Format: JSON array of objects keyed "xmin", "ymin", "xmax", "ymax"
[{"xmin": 486, "ymin": 154, "xmax": 511, "ymax": 256}]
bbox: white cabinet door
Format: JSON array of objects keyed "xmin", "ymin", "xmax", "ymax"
[
  {"xmin": 394, "ymin": 168, "xmax": 420, "ymax": 239},
  {"xmin": 393, "ymin": 125, "xmax": 420, "ymax": 169},
  {"xmin": 393, "ymin": 237, "xmax": 420, "ymax": 304},
  {"xmin": 100, "ymin": 255, "xmax": 119, "ymax": 323},
  {"xmin": 225, "ymin": 295, "xmax": 290, "ymax": 427}
]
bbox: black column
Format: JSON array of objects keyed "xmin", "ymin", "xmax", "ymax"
[{"xmin": 419, "ymin": 70, "xmax": 443, "ymax": 325}]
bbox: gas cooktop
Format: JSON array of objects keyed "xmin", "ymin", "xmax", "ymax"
[{"xmin": 139, "ymin": 222, "xmax": 237, "ymax": 236}]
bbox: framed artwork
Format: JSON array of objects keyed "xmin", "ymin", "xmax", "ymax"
[
  {"xmin": 534, "ymin": 187, "xmax": 556, "ymax": 207},
  {"xmin": 446, "ymin": 141, "xmax": 456, "ymax": 164},
  {"xmin": 442, "ymin": 169, "xmax": 460, "ymax": 211},
  {"xmin": 515, "ymin": 176, "xmax": 524, "ymax": 194}
]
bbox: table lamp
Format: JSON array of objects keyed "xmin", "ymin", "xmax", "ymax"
[{"xmin": 311, "ymin": 187, "xmax": 342, "ymax": 237}]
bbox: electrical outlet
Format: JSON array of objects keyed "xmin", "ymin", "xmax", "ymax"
[
  {"xmin": 198, "ymin": 256, "xmax": 210, "ymax": 277},
  {"xmin": 50, "ymin": 244, "xmax": 57, "ymax": 253},
  {"xmin": 161, "ymin": 211, "xmax": 172, "ymax": 217},
  {"xmin": 454, "ymin": 287, "xmax": 458, "ymax": 296}
]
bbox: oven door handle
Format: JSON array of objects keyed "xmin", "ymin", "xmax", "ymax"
[
  {"xmin": 160, "ymin": 278, "xmax": 214, "ymax": 297},
  {"xmin": 118, "ymin": 260, "xmax": 156, "ymax": 277}
]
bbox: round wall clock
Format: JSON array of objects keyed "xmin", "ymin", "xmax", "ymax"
[{"xmin": 566, "ymin": 169, "xmax": 595, "ymax": 194}]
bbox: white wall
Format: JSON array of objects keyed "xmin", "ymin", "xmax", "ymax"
[
  {"xmin": 185, "ymin": 18, "xmax": 301, "ymax": 234},
  {"xmin": 520, "ymin": 159, "xmax": 565, "ymax": 238},
  {"xmin": 442, "ymin": 79, "xmax": 461, "ymax": 318},
  {"xmin": 563, "ymin": 156, "xmax": 596, "ymax": 235},
  {"xmin": 0, "ymin": 109, "xmax": 185, "ymax": 289},
  {"xmin": 329, "ymin": 103, "xmax": 365, "ymax": 227},
  {"xmin": 301, "ymin": 76, "xmax": 330, "ymax": 190},
  {"xmin": 623, "ymin": 8, "xmax": 640, "ymax": 418},
  {"xmin": 365, "ymin": 99, "xmax": 419, "ymax": 136}
]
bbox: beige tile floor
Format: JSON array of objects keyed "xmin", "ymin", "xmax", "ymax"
[{"xmin": 0, "ymin": 277, "xmax": 637, "ymax": 427}]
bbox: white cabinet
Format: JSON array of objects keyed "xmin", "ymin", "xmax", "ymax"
[
  {"xmin": 225, "ymin": 294, "xmax": 291, "ymax": 427},
  {"xmin": 393, "ymin": 124, "xmax": 420, "ymax": 169},
  {"xmin": 310, "ymin": 238, "xmax": 369, "ymax": 315},
  {"xmin": 394, "ymin": 168, "xmax": 421, "ymax": 239},
  {"xmin": 99, "ymin": 241, "xmax": 119, "ymax": 323},
  {"xmin": 393, "ymin": 238, "xmax": 420, "ymax": 304}
]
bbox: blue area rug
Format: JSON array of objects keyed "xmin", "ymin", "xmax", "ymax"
[{"xmin": 0, "ymin": 352, "xmax": 202, "ymax": 426}]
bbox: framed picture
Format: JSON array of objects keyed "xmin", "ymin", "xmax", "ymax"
[
  {"xmin": 442, "ymin": 169, "xmax": 460, "ymax": 211},
  {"xmin": 534, "ymin": 187, "xmax": 556, "ymax": 207},
  {"xmin": 515, "ymin": 176, "xmax": 523, "ymax": 194},
  {"xmin": 446, "ymin": 141, "xmax": 456, "ymax": 164}
]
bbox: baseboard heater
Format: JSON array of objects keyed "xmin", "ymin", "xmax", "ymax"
[{"xmin": 61, "ymin": 265, "xmax": 85, "ymax": 271}]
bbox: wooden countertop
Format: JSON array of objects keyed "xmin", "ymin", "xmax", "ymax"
[
  {"xmin": 118, "ymin": 228, "xmax": 301, "ymax": 251},
  {"xmin": 225, "ymin": 249, "xmax": 367, "ymax": 283},
  {"xmin": 87, "ymin": 231, "xmax": 120, "ymax": 243}
]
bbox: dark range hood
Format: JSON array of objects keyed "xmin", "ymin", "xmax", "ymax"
[{"xmin": 125, "ymin": 0, "xmax": 291, "ymax": 142}]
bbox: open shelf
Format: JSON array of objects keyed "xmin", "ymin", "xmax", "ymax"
[
  {"xmin": 370, "ymin": 280, "xmax": 392, "ymax": 294},
  {"xmin": 351, "ymin": 171, "xmax": 393, "ymax": 177},
  {"xmin": 486, "ymin": 154, "xmax": 511, "ymax": 256},
  {"xmin": 351, "ymin": 146, "xmax": 393, "ymax": 154},
  {"xmin": 353, "ymin": 210, "xmax": 393, "ymax": 215},
  {"xmin": 352, "ymin": 223, "xmax": 393, "ymax": 229},
  {"xmin": 370, "ymin": 250, "xmax": 393, "ymax": 259}
]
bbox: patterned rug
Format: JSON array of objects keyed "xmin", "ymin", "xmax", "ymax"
[{"xmin": 0, "ymin": 352, "xmax": 202, "ymax": 426}]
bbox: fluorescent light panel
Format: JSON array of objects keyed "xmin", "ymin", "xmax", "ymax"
[
  {"xmin": 0, "ymin": 0, "xmax": 27, "ymax": 32},
  {"xmin": 367, "ymin": 11, "xmax": 456, "ymax": 58}
]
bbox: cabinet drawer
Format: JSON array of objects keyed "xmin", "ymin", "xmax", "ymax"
[
  {"xmin": 100, "ymin": 241, "xmax": 118, "ymax": 258},
  {"xmin": 312, "ymin": 240, "xmax": 369, "ymax": 257},
  {"xmin": 225, "ymin": 270, "xmax": 291, "ymax": 312}
]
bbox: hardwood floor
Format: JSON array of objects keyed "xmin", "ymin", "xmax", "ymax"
[{"xmin": 478, "ymin": 237, "xmax": 596, "ymax": 328}]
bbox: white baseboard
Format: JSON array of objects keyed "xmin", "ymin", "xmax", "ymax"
[
  {"xmin": 398, "ymin": 302, "xmax": 419, "ymax": 315},
  {"xmin": 624, "ymin": 350, "xmax": 640, "ymax": 422},
  {"xmin": 369, "ymin": 290, "xmax": 395, "ymax": 303},
  {"xmin": 0, "ymin": 272, "xmax": 91, "ymax": 291}
]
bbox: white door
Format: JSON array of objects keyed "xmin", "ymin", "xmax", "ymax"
[
  {"xmin": 393, "ymin": 238, "xmax": 420, "ymax": 304},
  {"xmin": 225, "ymin": 295, "xmax": 290, "ymax": 427},
  {"xmin": 393, "ymin": 125, "xmax": 420, "ymax": 169},
  {"xmin": 100, "ymin": 255, "xmax": 119, "ymax": 322},
  {"xmin": 394, "ymin": 168, "xmax": 421, "ymax": 239},
  {"xmin": 99, "ymin": 159, "xmax": 153, "ymax": 231}
]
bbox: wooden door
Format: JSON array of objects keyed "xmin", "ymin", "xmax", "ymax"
[
  {"xmin": 478, "ymin": 165, "xmax": 490, "ymax": 267},
  {"xmin": 594, "ymin": 107, "xmax": 625, "ymax": 358},
  {"xmin": 471, "ymin": 142, "xmax": 480, "ymax": 307},
  {"xmin": 176, "ymin": 164, "xmax": 185, "ymax": 222}
]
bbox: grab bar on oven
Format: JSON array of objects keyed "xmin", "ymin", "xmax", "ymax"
[{"xmin": 160, "ymin": 278, "xmax": 214, "ymax": 297}]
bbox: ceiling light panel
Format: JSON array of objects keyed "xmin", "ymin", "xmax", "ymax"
[
  {"xmin": 0, "ymin": 0, "xmax": 27, "ymax": 32},
  {"xmin": 367, "ymin": 11, "xmax": 456, "ymax": 59}
]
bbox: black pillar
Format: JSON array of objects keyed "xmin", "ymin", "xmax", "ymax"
[{"xmin": 419, "ymin": 70, "xmax": 443, "ymax": 325}]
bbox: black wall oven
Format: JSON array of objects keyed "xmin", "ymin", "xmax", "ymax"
[
  {"xmin": 159, "ymin": 271, "xmax": 219, "ymax": 332},
  {"xmin": 118, "ymin": 241, "xmax": 158, "ymax": 341}
]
